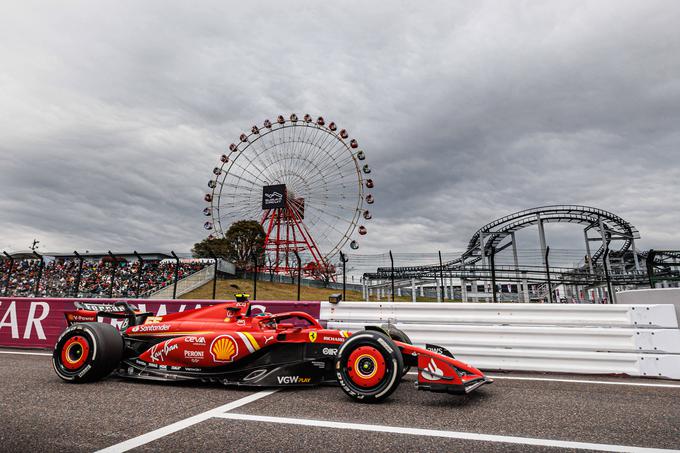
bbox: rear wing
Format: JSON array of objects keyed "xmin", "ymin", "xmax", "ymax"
[{"xmin": 65, "ymin": 301, "xmax": 152, "ymax": 329}]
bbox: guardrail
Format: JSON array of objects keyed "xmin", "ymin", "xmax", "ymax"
[
  {"xmin": 321, "ymin": 302, "xmax": 677, "ymax": 327},
  {"xmin": 321, "ymin": 302, "xmax": 680, "ymax": 379}
]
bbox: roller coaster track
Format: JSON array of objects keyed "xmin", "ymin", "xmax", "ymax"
[{"xmin": 370, "ymin": 205, "xmax": 651, "ymax": 285}]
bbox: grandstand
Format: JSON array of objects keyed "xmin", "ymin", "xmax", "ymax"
[{"xmin": 0, "ymin": 252, "xmax": 212, "ymax": 299}]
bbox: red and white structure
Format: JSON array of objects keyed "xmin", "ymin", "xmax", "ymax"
[{"xmin": 203, "ymin": 114, "xmax": 373, "ymax": 278}]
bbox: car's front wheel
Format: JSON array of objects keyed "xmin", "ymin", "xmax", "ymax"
[
  {"xmin": 381, "ymin": 324, "xmax": 413, "ymax": 378},
  {"xmin": 335, "ymin": 330, "xmax": 403, "ymax": 403},
  {"xmin": 52, "ymin": 322, "xmax": 124, "ymax": 383}
]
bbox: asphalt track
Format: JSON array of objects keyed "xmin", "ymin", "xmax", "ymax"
[{"xmin": 2, "ymin": 349, "xmax": 680, "ymax": 452}]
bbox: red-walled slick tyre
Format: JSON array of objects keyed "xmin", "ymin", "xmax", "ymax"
[
  {"xmin": 335, "ymin": 330, "xmax": 403, "ymax": 403},
  {"xmin": 52, "ymin": 323, "xmax": 124, "ymax": 383}
]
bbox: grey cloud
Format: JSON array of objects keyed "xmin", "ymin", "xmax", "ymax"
[{"xmin": 0, "ymin": 1, "xmax": 679, "ymax": 257}]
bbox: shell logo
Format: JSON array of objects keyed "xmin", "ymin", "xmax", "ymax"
[{"xmin": 210, "ymin": 335, "xmax": 238, "ymax": 363}]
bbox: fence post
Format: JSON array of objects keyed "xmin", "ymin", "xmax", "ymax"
[
  {"xmin": 107, "ymin": 251, "xmax": 117, "ymax": 299},
  {"xmin": 339, "ymin": 251, "xmax": 347, "ymax": 302},
  {"xmin": 133, "ymin": 251, "xmax": 144, "ymax": 298},
  {"xmin": 73, "ymin": 251, "xmax": 83, "ymax": 298},
  {"xmin": 646, "ymin": 249, "xmax": 656, "ymax": 288},
  {"xmin": 2, "ymin": 252, "xmax": 14, "ymax": 296},
  {"xmin": 490, "ymin": 247, "xmax": 497, "ymax": 302},
  {"xmin": 209, "ymin": 250, "xmax": 218, "ymax": 300},
  {"xmin": 438, "ymin": 251, "xmax": 445, "ymax": 302},
  {"xmin": 545, "ymin": 246, "xmax": 554, "ymax": 303},
  {"xmin": 389, "ymin": 250, "xmax": 395, "ymax": 302},
  {"xmin": 294, "ymin": 251, "xmax": 301, "ymax": 301},
  {"xmin": 170, "ymin": 251, "xmax": 180, "ymax": 300},
  {"xmin": 603, "ymin": 248, "xmax": 614, "ymax": 304},
  {"xmin": 252, "ymin": 252, "xmax": 258, "ymax": 301},
  {"xmin": 33, "ymin": 251, "xmax": 44, "ymax": 296}
]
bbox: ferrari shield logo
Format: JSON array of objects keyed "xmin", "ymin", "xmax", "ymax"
[{"xmin": 309, "ymin": 331, "xmax": 317, "ymax": 343}]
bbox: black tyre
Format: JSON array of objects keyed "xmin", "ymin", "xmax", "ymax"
[
  {"xmin": 335, "ymin": 330, "xmax": 403, "ymax": 403},
  {"xmin": 52, "ymin": 323, "xmax": 124, "ymax": 383},
  {"xmin": 381, "ymin": 324, "xmax": 413, "ymax": 378}
]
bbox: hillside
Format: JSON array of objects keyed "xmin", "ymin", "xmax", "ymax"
[
  {"xmin": 180, "ymin": 277, "xmax": 446, "ymax": 302},
  {"xmin": 180, "ymin": 278, "xmax": 364, "ymax": 301}
]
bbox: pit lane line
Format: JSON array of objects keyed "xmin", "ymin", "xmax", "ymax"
[
  {"xmin": 213, "ymin": 413, "xmax": 680, "ymax": 453},
  {"xmin": 95, "ymin": 389, "xmax": 279, "ymax": 453}
]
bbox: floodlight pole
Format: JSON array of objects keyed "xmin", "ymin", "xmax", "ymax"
[
  {"xmin": 133, "ymin": 251, "xmax": 144, "ymax": 298},
  {"xmin": 294, "ymin": 251, "xmax": 301, "ymax": 301},
  {"xmin": 33, "ymin": 251, "xmax": 44, "ymax": 297},
  {"xmin": 2, "ymin": 252, "xmax": 14, "ymax": 296},
  {"xmin": 73, "ymin": 251, "xmax": 83, "ymax": 298},
  {"xmin": 171, "ymin": 251, "xmax": 180, "ymax": 300},
  {"xmin": 107, "ymin": 251, "xmax": 117, "ymax": 299}
]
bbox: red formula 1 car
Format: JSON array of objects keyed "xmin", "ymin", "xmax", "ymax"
[{"xmin": 53, "ymin": 297, "xmax": 491, "ymax": 402}]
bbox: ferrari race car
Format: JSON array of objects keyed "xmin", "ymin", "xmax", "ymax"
[{"xmin": 53, "ymin": 297, "xmax": 491, "ymax": 402}]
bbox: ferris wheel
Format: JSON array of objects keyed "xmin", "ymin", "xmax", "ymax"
[{"xmin": 203, "ymin": 114, "xmax": 374, "ymax": 276}]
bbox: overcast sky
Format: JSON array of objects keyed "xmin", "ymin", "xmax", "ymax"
[{"xmin": 1, "ymin": 1, "xmax": 679, "ymax": 258}]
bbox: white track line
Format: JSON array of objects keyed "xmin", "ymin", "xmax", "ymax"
[
  {"xmin": 215, "ymin": 413, "xmax": 679, "ymax": 453},
  {"xmin": 0, "ymin": 350, "xmax": 51, "ymax": 356},
  {"xmin": 405, "ymin": 371, "xmax": 680, "ymax": 388},
  {"xmin": 485, "ymin": 375, "xmax": 680, "ymax": 388},
  {"xmin": 96, "ymin": 389, "xmax": 277, "ymax": 453}
]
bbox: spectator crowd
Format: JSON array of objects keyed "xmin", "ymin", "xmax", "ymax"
[{"xmin": 0, "ymin": 258, "xmax": 209, "ymax": 298}]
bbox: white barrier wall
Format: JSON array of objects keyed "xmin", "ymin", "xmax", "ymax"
[
  {"xmin": 617, "ymin": 288, "xmax": 680, "ymax": 320},
  {"xmin": 321, "ymin": 302, "xmax": 680, "ymax": 379}
]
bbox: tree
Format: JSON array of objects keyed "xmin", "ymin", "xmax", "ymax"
[
  {"xmin": 193, "ymin": 220, "xmax": 266, "ymax": 270},
  {"xmin": 225, "ymin": 220, "xmax": 266, "ymax": 270},
  {"xmin": 307, "ymin": 261, "xmax": 336, "ymax": 287},
  {"xmin": 192, "ymin": 237, "xmax": 232, "ymax": 260}
]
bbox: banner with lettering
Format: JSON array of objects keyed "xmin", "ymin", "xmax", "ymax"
[{"xmin": 0, "ymin": 298, "xmax": 321, "ymax": 349}]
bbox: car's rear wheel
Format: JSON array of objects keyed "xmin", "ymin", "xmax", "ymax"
[
  {"xmin": 52, "ymin": 323, "xmax": 124, "ymax": 383},
  {"xmin": 335, "ymin": 330, "xmax": 403, "ymax": 403}
]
